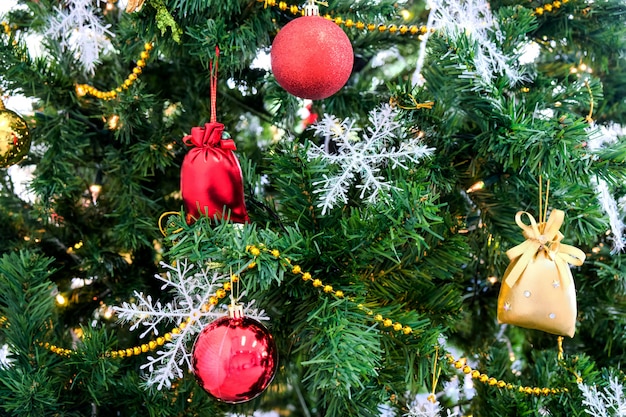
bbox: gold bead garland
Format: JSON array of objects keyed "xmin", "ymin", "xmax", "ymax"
[
  {"xmin": 1, "ymin": 22, "xmax": 14, "ymax": 35},
  {"xmin": 445, "ymin": 355, "xmax": 568, "ymax": 396},
  {"xmin": 0, "ymin": 22, "xmax": 153, "ymax": 101},
  {"xmin": 248, "ymin": 243, "xmax": 416, "ymax": 335},
  {"xmin": 244, "ymin": 244, "xmax": 571, "ymax": 396},
  {"xmin": 40, "ymin": 342, "xmax": 73, "ymax": 357},
  {"xmin": 3, "ymin": 0, "xmax": 574, "ymax": 105},
  {"xmin": 259, "ymin": 0, "xmax": 434, "ymax": 37},
  {"xmin": 534, "ymin": 0, "xmax": 568, "ymax": 16},
  {"xmin": 258, "ymin": 0, "xmax": 573, "ymax": 36},
  {"xmin": 75, "ymin": 42, "xmax": 153, "ymax": 101},
  {"xmin": 15, "ymin": 241, "xmax": 571, "ymax": 396},
  {"xmin": 37, "ymin": 279, "xmax": 231, "ymax": 359},
  {"xmin": 107, "ymin": 282, "xmax": 231, "ymax": 358}
]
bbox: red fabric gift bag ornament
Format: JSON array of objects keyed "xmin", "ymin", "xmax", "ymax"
[{"xmin": 181, "ymin": 48, "xmax": 249, "ymax": 224}]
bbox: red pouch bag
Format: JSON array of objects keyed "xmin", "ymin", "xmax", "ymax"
[
  {"xmin": 181, "ymin": 123, "xmax": 249, "ymax": 223},
  {"xmin": 180, "ymin": 48, "xmax": 249, "ymax": 224}
]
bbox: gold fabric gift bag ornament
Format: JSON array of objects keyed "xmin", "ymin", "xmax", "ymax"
[{"xmin": 497, "ymin": 209, "xmax": 586, "ymax": 337}]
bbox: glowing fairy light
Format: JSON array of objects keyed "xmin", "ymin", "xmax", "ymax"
[{"xmin": 56, "ymin": 293, "xmax": 67, "ymax": 306}]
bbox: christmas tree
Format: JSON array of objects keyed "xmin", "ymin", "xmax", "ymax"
[{"xmin": 0, "ymin": 0, "xmax": 625, "ymax": 416}]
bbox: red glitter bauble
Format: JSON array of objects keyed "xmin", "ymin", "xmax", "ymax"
[
  {"xmin": 192, "ymin": 312, "xmax": 278, "ymax": 404},
  {"xmin": 271, "ymin": 15, "xmax": 354, "ymax": 100}
]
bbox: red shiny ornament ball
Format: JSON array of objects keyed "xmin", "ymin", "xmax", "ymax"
[
  {"xmin": 271, "ymin": 15, "xmax": 354, "ymax": 100},
  {"xmin": 192, "ymin": 314, "xmax": 278, "ymax": 403}
]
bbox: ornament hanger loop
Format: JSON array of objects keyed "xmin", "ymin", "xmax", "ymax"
[
  {"xmin": 538, "ymin": 175, "xmax": 550, "ymax": 225},
  {"xmin": 584, "ymin": 79, "xmax": 594, "ymax": 124},
  {"xmin": 389, "ymin": 94, "xmax": 435, "ymax": 110},
  {"xmin": 304, "ymin": 0, "xmax": 327, "ymax": 16},
  {"xmin": 158, "ymin": 211, "xmax": 184, "ymax": 236},
  {"xmin": 228, "ymin": 267, "xmax": 245, "ymax": 320},
  {"xmin": 428, "ymin": 346, "xmax": 442, "ymax": 403},
  {"xmin": 229, "ymin": 269, "xmax": 241, "ymax": 306},
  {"xmin": 209, "ymin": 46, "xmax": 220, "ymax": 124}
]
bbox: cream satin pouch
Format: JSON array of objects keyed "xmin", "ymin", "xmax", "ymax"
[{"xmin": 497, "ymin": 210, "xmax": 585, "ymax": 337}]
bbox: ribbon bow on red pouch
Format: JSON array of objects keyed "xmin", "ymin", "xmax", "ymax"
[
  {"xmin": 183, "ymin": 122, "xmax": 236, "ymax": 152},
  {"xmin": 180, "ymin": 122, "xmax": 249, "ymax": 224}
]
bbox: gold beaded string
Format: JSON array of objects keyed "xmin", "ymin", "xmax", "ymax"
[
  {"xmin": 446, "ymin": 355, "xmax": 568, "ymax": 395},
  {"xmin": 258, "ymin": 0, "xmax": 574, "ymax": 36},
  {"xmin": 3, "ymin": 0, "xmax": 574, "ymax": 103},
  {"xmin": 1, "ymin": 22, "xmax": 15, "ymax": 35},
  {"xmin": 533, "ymin": 0, "xmax": 570, "ymax": 16},
  {"xmin": 258, "ymin": 0, "xmax": 434, "ymax": 36},
  {"xmin": 245, "ymin": 244, "xmax": 570, "ymax": 396},
  {"xmin": 0, "ymin": 22, "xmax": 153, "ymax": 101},
  {"xmin": 26, "ymin": 241, "xmax": 570, "ymax": 395},
  {"xmin": 37, "ymin": 281, "xmax": 231, "ymax": 359},
  {"xmin": 75, "ymin": 42, "xmax": 154, "ymax": 101}
]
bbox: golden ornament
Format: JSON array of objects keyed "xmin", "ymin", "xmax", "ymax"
[
  {"xmin": 0, "ymin": 102, "xmax": 30, "ymax": 168},
  {"xmin": 497, "ymin": 210, "xmax": 585, "ymax": 337},
  {"xmin": 125, "ymin": 0, "xmax": 146, "ymax": 13}
]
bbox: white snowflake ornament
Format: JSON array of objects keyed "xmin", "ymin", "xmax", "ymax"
[
  {"xmin": 579, "ymin": 375, "xmax": 626, "ymax": 417},
  {"xmin": 45, "ymin": 0, "xmax": 114, "ymax": 75},
  {"xmin": 114, "ymin": 259, "xmax": 268, "ymax": 389},
  {"xmin": 0, "ymin": 344, "xmax": 14, "ymax": 369},
  {"xmin": 307, "ymin": 104, "xmax": 434, "ymax": 215},
  {"xmin": 587, "ymin": 123, "xmax": 626, "ymax": 253},
  {"xmin": 429, "ymin": 0, "xmax": 526, "ymax": 86},
  {"xmin": 405, "ymin": 393, "xmax": 461, "ymax": 417}
]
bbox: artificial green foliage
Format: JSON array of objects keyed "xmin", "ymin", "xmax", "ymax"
[{"xmin": 0, "ymin": 0, "xmax": 625, "ymax": 416}]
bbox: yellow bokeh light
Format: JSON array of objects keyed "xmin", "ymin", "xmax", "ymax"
[
  {"xmin": 400, "ymin": 9, "xmax": 413, "ymax": 20},
  {"xmin": 56, "ymin": 294, "xmax": 67, "ymax": 306}
]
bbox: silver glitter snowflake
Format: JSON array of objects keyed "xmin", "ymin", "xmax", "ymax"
[
  {"xmin": 307, "ymin": 104, "xmax": 434, "ymax": 215},
  {"xmin": 114, "ymin": 259, "xmax": 267, "ymax": 389}
]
